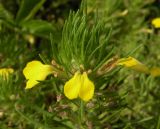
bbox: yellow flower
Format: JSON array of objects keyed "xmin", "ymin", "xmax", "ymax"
[
  {"xmin": 24, "ymin": 34, "xmax": 35, "ymax": 45},
  {"xmin": 117, "ymin": 56, "xmax": 160, "ymax": 77},
  {"xmin": 151, "ymin": 18, "xmax": 160, "ymax": 28},
  {"xmin": 64, "ymin": 72, "xmax": 94, "ymax": 102},
  {"xmin": 150, "ymin": 67, "xmax": 160, "ymax": 77},
  {"xmin": 0, "ymin": 68, "xmax": 14, "ymax": 78},
  {"xmin": 117, "ymin": 56, "xmax": 149, "ymax": 73},
  {"xmin": 23, "ymin": 61, "xmax": 54, "ymax": 89}
]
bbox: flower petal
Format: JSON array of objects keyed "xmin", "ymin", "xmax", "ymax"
[
  {"xmin": 0, "ymin": 68, "xmax": 14, "ymax": 77},
  {"xmin": 23, "ymin": 61, "xmax": 54, "ymax": 89},
  {"xmin": 152, "ymin": 18, "xmax": 160, "ymax": 28},
  {"xmin": 150, "ymin": 67, "xmax": 160, "ymax": 77},
  {"xmin": 117, "ymin": 57, "xmax": 149, "ymax": 73},
  {"xmin": 26, "ymin": 80, "xmax": 39, "ymax": 89},
  {"xmin": 64, "ymin": 72, "xmax": 81, "ymax": 100},
  {"xmin": 79, "ymin": 72, "xmax": 94, "ymax": 102}
]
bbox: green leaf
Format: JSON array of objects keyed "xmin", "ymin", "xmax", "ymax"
[
  {"xmin": 21, "ymin": 20, "xmax": 55, "ymax": 38},
  {"xmin": 0, "ymin": 4, "xmax": 13, "ymax": 21},
  {"xmin": 16, "ymin": 0, "xmax": 45, "ymax": 22},
  {"xmin": 0, "ymin": 4, "xmax": 15, "ymax": 29}
]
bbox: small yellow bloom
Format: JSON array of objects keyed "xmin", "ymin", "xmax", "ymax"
[
  {"xmin": 152, "ymin": 18, "xmax": 160, "ymax": 28},
  {"xmin": 119, "ymin": 9, "xmax": 128, "ymax": 16},
  {"xmin": 0, "ymin": 68, "xmax": 14, "ymax": 78},
  {"xmin": 23, "ymin": 61, "xmax": 54, "ymax": 89},
  {"xmin": 64, "ymin": 72, "xmax": 94, "ymax": 102},
  {"xmin": 117, "ymin": 56, "xmax": 149, "ymax": 73},
  {"xmin": 24, "ymin": 34, "xmax": 35, "ymax": 45}
]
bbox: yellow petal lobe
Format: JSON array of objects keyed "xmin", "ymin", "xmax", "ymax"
[
  {"xmin": 117, "ymin": 57, "xmax": 149, "ymax": 73},
  {"xmin": 79, "ymin": 72, "xmax": 94, "ymax": 102},
  {"xmin": 152, "ymin": 18, "xmax": 160, "ymax": 28},
  {"xmin": 64, "ymin": 72, "xmax": 81, "ymax": 100},
  {"xmin": 23, "ymin": 60, "xmax": 54, "ymax": 89}
]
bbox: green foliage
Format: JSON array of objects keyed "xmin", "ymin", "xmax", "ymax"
[
  {"xmin": 0, "ymin": 4, "xmax": 13, "ymax": 21},
  {"xmin": 16, "ymin": 0, "xmax": 45, "ymax": 22},
  {"xmin": 52, "ymin": 10, "xmax": 112, "ymax": 75},
  {"xmin": 21, "ymin": 20, "xmax": 55, "ymax": 38},
  {"xmin": 0, "ymin": 0, "xmax": 55, "ymax": 39},
  {"xmin": 0, "ymin": 0, "xmax": 160, "ymax": 129}
]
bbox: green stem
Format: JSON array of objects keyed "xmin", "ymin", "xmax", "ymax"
[{"xmin": 78, "ymin": 100, "xmax": 84, "ymax": 129}]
